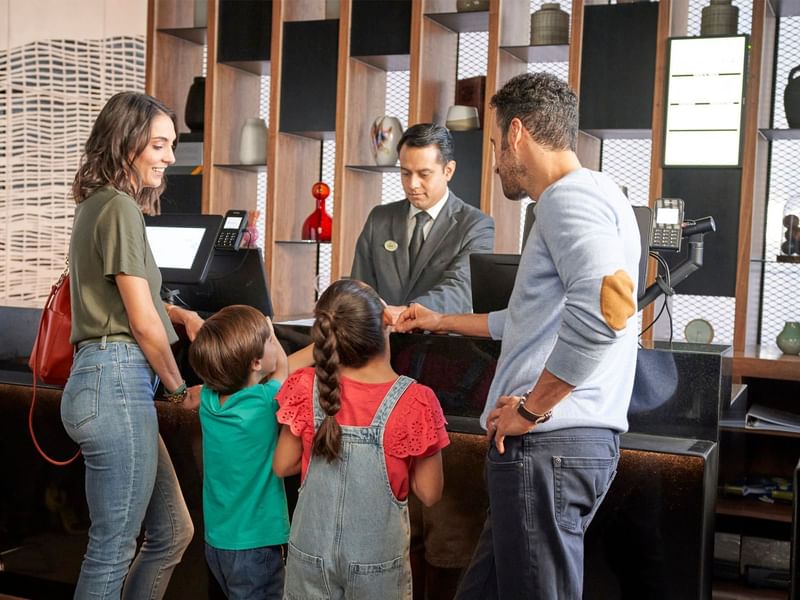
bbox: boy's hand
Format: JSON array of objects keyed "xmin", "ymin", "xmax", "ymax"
[{"xmin": 181, "ymin": 385, "xmax": 202, "ymax": 410}]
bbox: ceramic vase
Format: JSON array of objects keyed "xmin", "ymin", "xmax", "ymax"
[
  {"xmin": 781, "ymin": 197, "xmax": 800, "ymax": 256},
  {"xmin": 530, "ymin": 3, "xmax": 570, "ymax": 46},
  {"xmin": 784, "ymin": 66, "xmax": 800, "ymax": 129},
  {"xmin": 194, "ymin": 0, "xmax": 207, "ymax": 28},
  {"xmin": 184, "ymin": 76, "xmax": 205, "ymax": 133},
  {"xmin": 456, "ymin": 0, "xmax": 489, "ymax": 12},
  {"xmin": 370, "ymin": 116, "xmax": 402, "ymax": 166},
  {"xmin": 302, "ymin": 182, "xmax": 332, "ymax": 242},
  {"xmin": 239, "ymin": 118, "xmax": 268, "ymax": 165},
  {"xmin": 776, "ymin": 321, "xmax": 800, "ymax": 355},
  {"xmin": 700, "ymin": 0, "xmax": 738, "ymax": 36}
]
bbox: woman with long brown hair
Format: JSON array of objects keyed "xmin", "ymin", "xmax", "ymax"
[
  {"xmin": 273, "ymin": 279, "xmax": 448, "ymax": 599},
  {"xmin": 62, "ymin": 91, "xmax": 200, "ymax": 598}
]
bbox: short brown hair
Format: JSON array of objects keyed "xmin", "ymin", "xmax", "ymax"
[
  {"xmin": 490, "ymin": 72, "xmax": 578, "ymax": 152},
  {"xmin": 189, "ymin": 305, "xmax": 271, "ymax": 395}
]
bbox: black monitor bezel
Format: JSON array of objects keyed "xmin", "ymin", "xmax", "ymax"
[
  {"xmin": 470, "ymin": 253, "xmax": 521, "ymax": 314},
  {"xmin": 144, "ymin": 213, "xmax": 223, "ymax": 284}
]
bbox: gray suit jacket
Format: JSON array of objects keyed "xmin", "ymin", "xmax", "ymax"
[{"xmin": 350, "ymin": 193, "xmax": 495, "ymax": 313}]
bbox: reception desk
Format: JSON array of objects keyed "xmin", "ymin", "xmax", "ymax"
[{"xmin": 0, "ymin": 307, "xmax": 730, "ymax": 599}]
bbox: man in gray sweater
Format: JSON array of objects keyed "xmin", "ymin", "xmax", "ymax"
[{"xmin": 396, "ymin": 73, "xmax": 641, "ymax": 599}]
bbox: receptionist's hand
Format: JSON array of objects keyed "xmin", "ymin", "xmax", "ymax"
[
  {"xmin": 394, "ymin": 303, "xmax": 443, "ymax": 333},
  {"xmin": 487, "ymin": 395, "xmax": 534, "ymax": 454},
  {"xmin": 385, "ymin": 305, "xmax": 407, "ymax": 326}
]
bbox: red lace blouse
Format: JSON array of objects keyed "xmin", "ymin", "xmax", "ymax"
[{"xmin": 276, "ymin": 368, "xmax": 450, "ymax": 500}]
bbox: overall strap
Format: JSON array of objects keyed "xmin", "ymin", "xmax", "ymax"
[
  {"xmin": 369, "ymin": 375, "xmax": 414, "ymax": 429},
  {"xmin": 312, "ymin": 375, "xmax": 326, "ymax": 429}
]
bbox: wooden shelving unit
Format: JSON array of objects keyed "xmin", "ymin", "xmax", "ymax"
[
  {"xmin": 713, "ymin": 579, "xmax": 788, "ymax": 599},
  {"xmin": 734, "ymin": 346, "xmax": 800, "ymax": 382},
  {"xmin": 717, "ymin": 497, "xmax": 793, "ymax": 523}
]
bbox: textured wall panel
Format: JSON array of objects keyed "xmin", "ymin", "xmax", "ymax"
[{"xmin": 0, "ymin": 36, "xmax": 145, "ymax": 307}]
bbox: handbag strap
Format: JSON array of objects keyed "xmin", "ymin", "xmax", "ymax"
[{"xmin": 30, "ymin": 262, "xmax": 81, "ymax": 466}]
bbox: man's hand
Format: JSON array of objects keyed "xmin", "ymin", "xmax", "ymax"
[
  {"xmin": 486, "ymin": 395, "xmax": 534, "ymax": 454},
  {"xmin": 394, "ymin": 303, "xmax": 444, "ymax": 333}
]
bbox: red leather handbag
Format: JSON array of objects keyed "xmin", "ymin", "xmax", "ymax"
[
  {"xmin": 28, "ymin": 263, "xmax": 80, "ymax": 465},
  {"xmin": 29, "ymin": 265, "xmax": 74, "ymax": 385}
]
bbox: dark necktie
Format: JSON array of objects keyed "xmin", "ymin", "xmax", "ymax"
[{"xmin": 409, "ymin": 211, "xmax": 432, "ymax": 274}]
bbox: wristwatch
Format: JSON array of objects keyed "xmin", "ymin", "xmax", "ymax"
[{"xmin": 517, "ymin": 397, "xmax": 552, "ymax": 425}]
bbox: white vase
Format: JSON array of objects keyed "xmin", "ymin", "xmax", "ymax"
[
  {"xmin": 239, "ymin": 118, "xmax": 267, "ymax": 165},
  {"xmin": 370, "ymin": 116, "xmax": 402, "ymax": 166},
  {"xmin": 194, "ymin": 0, "xmax": 207, "ymax": 28}
]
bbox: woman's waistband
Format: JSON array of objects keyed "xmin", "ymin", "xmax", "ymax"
[{"xmin": 76, "ymin": 333, "xmax": 136, "ymax": 349}]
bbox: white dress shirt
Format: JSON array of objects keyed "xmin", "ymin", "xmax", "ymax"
[{"xmin": 407, "ymin": 188, "xmax": 450, "ymax": 244}]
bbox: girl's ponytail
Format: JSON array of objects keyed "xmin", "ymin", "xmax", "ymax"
[
  {"xmin": 308, "ymin": 279, "xmax": 387, "ymax": 462},
  {"xmin": 311, "ymin": 310, "xmax": 343, "ymax": 462}
]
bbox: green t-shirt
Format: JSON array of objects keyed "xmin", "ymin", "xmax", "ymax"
[
  {"xmin": 199, "ymin": 379, "xmax": 290, "ymax": 550},
  {"xmin": 69, "ymin": 186, "xmax": 176, "ymax": 345}
]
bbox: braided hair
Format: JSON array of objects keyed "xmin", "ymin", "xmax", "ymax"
[{"xmin": 311, "ymin": 279, "xmax": 387, "ymax": 462}]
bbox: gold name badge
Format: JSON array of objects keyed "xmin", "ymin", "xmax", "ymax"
[{"xmin": 384, "ymin": 240, "xmax": 398, "ymax": 252}]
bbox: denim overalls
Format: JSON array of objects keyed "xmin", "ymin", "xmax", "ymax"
[{"xmin": 284, "ymin": 376, "xmax": 414, "ymax": 600}]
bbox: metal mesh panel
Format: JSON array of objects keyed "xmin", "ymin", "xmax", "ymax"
[
  {"xmin": 600, "ymin": 139, "xmax": 652, "ymax": 207},
  {"xmin": 686, "ymin": 0, "xmax": 752, "ymax": 37},
  {"xmin": 256, "ymin": 74, "xmax": 270, "ymax": 247},
  {"xmin": 762, "ymin": 141, "xmax": 800, "ymax": 342},
  {"xmin": 762, "ymin": 19, "xmax": 800, "ymax": 344},
  {"xmin": 773, "ymin": 18, "xmax": 800, "ymax": 128},
  {"xmin": 0, "ymin": 36, "xmax": 146, "ymax": 307},
  {"xmin": 600, "ymin": 138, "xmax": 652, "ymax": 332},
  {"xmin": 382, "ymin": 70, "xmax": 410, "ymax": 204},
  {"xmin": 669, "ymin": 294, "xmax": 736, "ymax": 345},
  {"xmin": 457, "ymin": 32, "xmax": 488, "ymax": 80},
  {"xmin": 319, "ymin": 139, "xmax": 336, "ymax": 294}
]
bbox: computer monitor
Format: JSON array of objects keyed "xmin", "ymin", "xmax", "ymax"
[
  {"xmin": 522, "ymin": 201, "xmax": 537, "ymax": 249},
  {"xmin": 632, "ymin": 206, "xmax": 653, "ymax": 300},
  {"xmin": 469, "ymin": 253, "xmax": 521, "ymax": 313},
  {"xmin": 165, "ymin": 248, "xmax": 273, "ymax": 317},
  {"xmin": 145, "ymin": 214, "xmax": 222, "ymax": 284},
  {"xmin": 471, "ymin": 208, "xmax": 653, "ymax": 312}
]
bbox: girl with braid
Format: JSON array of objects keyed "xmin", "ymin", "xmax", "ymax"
[{"xmin": 273, "ymin": 279, "xmax": 448, "ymax": 599}]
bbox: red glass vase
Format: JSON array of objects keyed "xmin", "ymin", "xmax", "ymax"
[{"xmin": 302, "ymin": 182, "xmax": 332, "ymax": 242}]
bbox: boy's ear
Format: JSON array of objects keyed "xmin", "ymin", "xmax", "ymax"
[{"xmin": 251, "ymin": 356, "xmax": 262, "ymax": 372}]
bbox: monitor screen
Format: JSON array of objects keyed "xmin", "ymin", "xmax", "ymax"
[
  {"xmin": 144, "ymin": 214, "xmax": 222, "ymax": 284},
  {"xmin": 165, "ymin": 248, "xmax": 273, "ymax": 317},
  {"xmin": 663, "ymin": 35, "xmax": 748, "ymax": 168},
  {"xmin": 470, "ymin": 253, "xmax": 521, "ymax": 314}
]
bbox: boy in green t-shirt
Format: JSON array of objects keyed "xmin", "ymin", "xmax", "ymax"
[{"xmin": 189, "ymin": 305, "xmax": 310, "ymax": 600}]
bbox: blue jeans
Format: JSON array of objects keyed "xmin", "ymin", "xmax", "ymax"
[
  {"xmin": 61, "ymin": 341, "xmax": 194, "ymax": 599},
  {"xmin": 456, "ymin": 428, "xmax": 619, "ymax": 600},
  {"xmin": 205, "ymin": 544, "xmax": 285, "ymax": 600}
]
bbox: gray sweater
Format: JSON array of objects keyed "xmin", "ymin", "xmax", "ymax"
[{"xmin": 482, "ymin": 168, "xmax": 640, "ymax": 433}]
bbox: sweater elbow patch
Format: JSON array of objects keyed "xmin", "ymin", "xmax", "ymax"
[{"xmin": 600, "ymin": 270, "xmax": 635, "ymax": 331}]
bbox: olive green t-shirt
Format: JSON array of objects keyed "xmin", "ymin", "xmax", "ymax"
[{"xmin": 69, "ymin": 186, "xmax": 177, "ymax": 345}]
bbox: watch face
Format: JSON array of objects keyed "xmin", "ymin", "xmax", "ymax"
[{"xmin": 684, "ymin": 318, "xmax": 714, "ymax": 344}]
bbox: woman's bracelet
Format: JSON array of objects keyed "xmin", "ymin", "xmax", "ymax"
[{"xmin": 164, "ymin": 381, "xmax": 188, "ymax": 403}]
